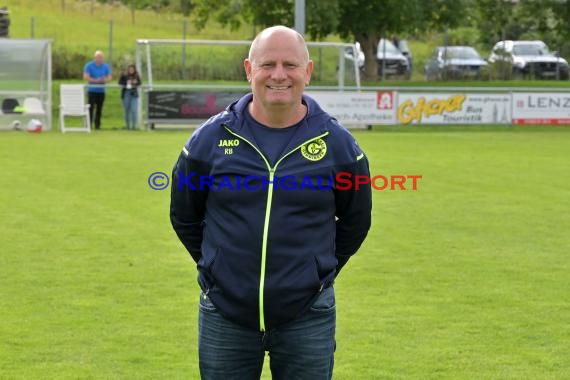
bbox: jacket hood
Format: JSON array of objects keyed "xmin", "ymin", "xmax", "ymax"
[{"xmin": 224, "ymin": 93, "xmax": 330, "ymax": 132}]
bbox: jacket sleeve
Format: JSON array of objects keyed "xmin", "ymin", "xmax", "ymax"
[
  {"xmin": 170, "ymin": 143, "xmax": 210, "ymax": 264},
  {"xmin": 333, "ymin": 153, "xmax": 372, "ymax": 276}
]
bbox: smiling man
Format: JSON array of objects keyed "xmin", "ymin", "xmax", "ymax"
[
  {"xmin": 170, "ymin": 25, "xmax": 372, "ymax": 380},
  {"xmin": 244, "ymin": 26, "xmax": 312, "ymax": 127}
]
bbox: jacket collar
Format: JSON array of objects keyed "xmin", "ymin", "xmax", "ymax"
[{"xmin": 222, "ymin": 93, "xmax": 331, "ymax": 152}]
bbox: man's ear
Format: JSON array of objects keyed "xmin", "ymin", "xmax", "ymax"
[
  {"xmin": 305, "ymin": 60, "xmax": 314, "ymax": 85},
  {"xmin": 244, "ymin": 58, "xmax": 252, "ymax": 82}
]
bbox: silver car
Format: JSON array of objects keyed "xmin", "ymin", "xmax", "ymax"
[
  {"xmin": 488, "ymin": 40, "xmax": 569, "ymax": 80},
  {"xmin": 377, "ymin": 38, "xmax": 410, "ymax": 79},
  {"xmin": 424, "ymin": 46, "xmax": 488, "ymax": 80}
]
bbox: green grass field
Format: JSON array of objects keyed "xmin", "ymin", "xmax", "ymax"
[{"xmin": 1, "ymin": 126, "xmax": 569, "ymax": 379}]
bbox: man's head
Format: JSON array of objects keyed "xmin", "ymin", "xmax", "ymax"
[
  {"xmin": 244, "ymin": 26, "xmax": 313, "ymax": 117},
  {"xmin": 94, "ymin": 50, "xmax": 104, "ymax": 65}
]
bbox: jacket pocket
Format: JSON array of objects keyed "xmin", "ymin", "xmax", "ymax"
[
  {"xmin": 198, "ymin": 248, "xmax": 220, "ymax": 292},
  {"xmin": 209, "ymin": 247, "xmax": 259, "ymax": 303},
  {"xmin": 315, "ymin": 255, "xmax": 336, "ymax": 290},
  {"xmin": 309, "ymin": 286, "xmax": 335, "ymax": 312}
]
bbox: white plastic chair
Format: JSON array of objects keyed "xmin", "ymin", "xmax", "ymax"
[{"xmin": 59, "ymin": 84, "xmax": 90, "ymax": 133}]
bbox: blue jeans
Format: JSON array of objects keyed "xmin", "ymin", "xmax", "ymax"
[
  {"xmin": 198, "ymin": 286, "xmax": 336, "ymax": 380},
  {"xmin": 122, "ymin": 92, "xmax": 138, "ymax": 129}
]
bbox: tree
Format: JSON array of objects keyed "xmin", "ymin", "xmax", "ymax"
[
  {"xmin": 548, "ymin": 0, "xmax": 570, "ymax": 55},
  {"xmin": 475, "ymin": 0, "xmax": 541, "ymax": 45},
  {"xmin": 337, "ymin": 0, "xmax": 468, "ymax": 80},
  {"xmin": 191, "ymin": 0, "xmax": 470, "ymax": 80},
  {"xmin": 474, "ymin": 0, "xmax": 568, "ymax": 50},
  {"xmin": 192, "ymin": 0, "xmax": 245, "ymax": 31},
  {"xmin": 191, "ymin": 0, "xmax": 338, "ymax": 39},
  {"xmin": 337, "ymin": 0, "xmax": 405, "ymax": 80},
  {"xmin": 419, "ymin": 0, "xmax": 473, "ymax": 32},
  {"xmin": 179, "ymin": 0, "xmax": 195, "ymax": 16}
]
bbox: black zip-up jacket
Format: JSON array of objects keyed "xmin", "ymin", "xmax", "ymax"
[
  {"xmin": 117, "ymin": 73, "xmax": 141, "ymax": 99},
  {"xmin": 170, "ymin": 93, "xmax": 372, "ymax": 331}
]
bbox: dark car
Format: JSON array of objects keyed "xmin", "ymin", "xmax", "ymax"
[
  {"xmin": 488, "ymin": 40, "xmax": 569, "ymax": 80},
  {"xmin": 377, "ymin": 38, "xmax": 410, "ymax": 79},
  {"xmin": 424, "ymin": 46, "xmax": 488, "ymax": 80}
]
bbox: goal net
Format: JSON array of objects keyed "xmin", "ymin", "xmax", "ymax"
[
  {"xmin": 134, "ymin": 39, "xmax": 361, "ymax": 128},
  {"xmin": 135, "ymin": 39, "xmax": 362, "ymax": 87}
]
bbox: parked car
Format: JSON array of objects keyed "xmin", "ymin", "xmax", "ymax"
[
  {"xmin": 488, "ymin": 40, "xmax": 569, "ymax": 80},
  {"xmin": 395, "ymin": 39, "xmax": 413, "ymax": 73},
  {"xmin": 377, "ymin": 38, "xmax": 410, "ymax": 79},
  {"xmin": 424, "ymin": 46, "xmax": 488, "ymax": 80}
]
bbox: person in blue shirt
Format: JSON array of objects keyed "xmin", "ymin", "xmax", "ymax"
[
  {"xmin": 83, "ymin": 50, "xmax": 112, "ymax": 130},
  {"xmin": 170, "ymin": 25, "xmax": 372, "ymax": 380}
]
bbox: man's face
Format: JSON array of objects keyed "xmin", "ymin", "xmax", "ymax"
[
  {"xmin": 244, "ymin": 31, "xmax": 313, "ymax": 110},
  {"xmin": 95, "ymin": 54, "xmax": 104, "ymax": 65}
]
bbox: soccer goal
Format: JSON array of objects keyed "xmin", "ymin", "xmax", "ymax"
[{"xmin": 134, "ymin": 38, "xmax": 361, "ymax": 129}]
